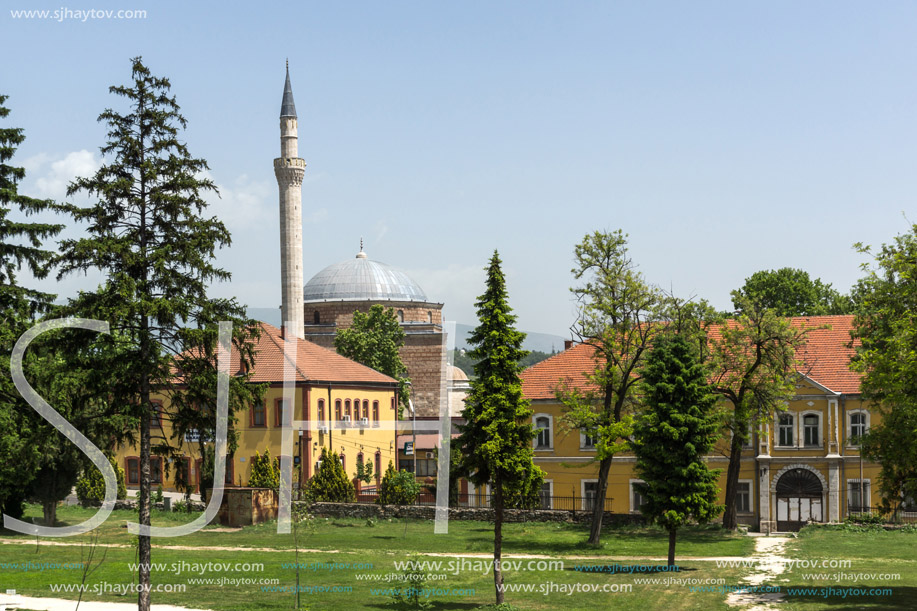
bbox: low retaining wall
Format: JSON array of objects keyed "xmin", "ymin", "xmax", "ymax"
[{"xmin": 301, "ymin": 502, "xmax": 644, "ymax": 526}]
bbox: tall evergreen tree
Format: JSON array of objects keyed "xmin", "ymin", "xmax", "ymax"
[
  {"xmin": 632, "ymin": 335, "xmax": 723, "ymax": 566},
  {"xmin": 55, "ymin": 58, "xmax": 259, "ymax": 611},
  {"xmin": 456, "ymin": 250, "xmax": 544, "ymax": 605},
  {"xmin": 0, "ymin": 94, "xmax": 63, "ymax": 517}
]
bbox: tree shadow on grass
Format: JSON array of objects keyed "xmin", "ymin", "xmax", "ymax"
[
  {"xmin": 780, "ymin": 583, "xmax": 914, "ymax": 610},
  {"xmin": 363, "ymin": 603, "xmax": 483, "ymax": 610}
]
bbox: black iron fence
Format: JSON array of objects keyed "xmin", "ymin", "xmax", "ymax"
[
  {"xmin": 845, "ymin": 505, "xmax": 917, "ymax": 524},
  {"xmin": 352, "ymin": 491, "xmax": 616, "ymax": 513}
]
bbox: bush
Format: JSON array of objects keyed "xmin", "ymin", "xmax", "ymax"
[
  {"xmin": 390, "ymin": 554, "xmax": 433, "ymax": 609},
  {"xmin": 846, "ymin": 512, "xmax": 885, "ymax": 525},
  {"xmin": 75, "ymin": 454, "xmax": 127, "ymax": 505},
  {"xmin": 308, "ymin": 449, "xmax": 355, "ymax": 503},
  {"xmin": 377, "ymin": 461, "xmax": 421, "ymax": 505},
  {"xmin": 249, "ymin": 449, "xmax": 280, "ymax": 489}
]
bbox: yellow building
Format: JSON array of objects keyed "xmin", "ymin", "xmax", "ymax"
[
  {"xmin": 113, "ymin": 322, "xmax": 400, "ymax": 494},
  {"xmin": 519, "ymin": 315, "xmax": 883, "ymax": 532}
]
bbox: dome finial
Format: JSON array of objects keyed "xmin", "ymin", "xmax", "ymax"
[{"xmin": 356, "ymin": 237, "xmax": 367, "ymax": 259}]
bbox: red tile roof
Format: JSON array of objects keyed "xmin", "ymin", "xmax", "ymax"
[
  {"xmin": 521, "ymin": 315, "xmax": 861, "ymax": 400},
  {"xmin": 233, "ymin": 322, "xmax": 398, "ymax": 386}
]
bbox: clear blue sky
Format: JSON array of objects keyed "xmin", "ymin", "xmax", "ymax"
[{"xmin": 4, "ymin": 1, "xmax": 916, "ymax": 337}]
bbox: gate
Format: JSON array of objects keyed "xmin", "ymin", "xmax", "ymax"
[{"xmin": 775, "ymin": 468, "xmax": 823, "ymax": 531}]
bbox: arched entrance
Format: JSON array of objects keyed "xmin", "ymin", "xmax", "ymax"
[{"xmin": 775, "ymin": 468, "xmax": 823, "ymax": 531}]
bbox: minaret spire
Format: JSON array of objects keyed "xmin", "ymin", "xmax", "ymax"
[{"xmin": 274, "ymin": 62, "xmax": 306, "ymax": 339}]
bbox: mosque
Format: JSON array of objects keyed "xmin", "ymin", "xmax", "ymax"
[{"xmin": 275, "ymin": 63, "xmax": 450, "ymax": 420}]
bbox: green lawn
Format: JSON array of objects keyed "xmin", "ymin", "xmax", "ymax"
[
  {"xmin": 0, "ymin": 504, "xmax": 755, "ymax": 610},
  {"xmin": 779, "ymin": 525, "xmax": 917, "ymax": 611}
]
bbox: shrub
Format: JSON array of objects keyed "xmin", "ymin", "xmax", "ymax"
[
  {"xmin": 390, "ymin": 554, "xmax": 433, "ymax": 609},
  {"xmin": 308, "ymin": 449, "xmax": 355, "ymax": 503},
  {"xmin": 377, "ymin": 461, "xmax": 421, "ymax": 505},
  {"xmin": 75, "ymin": 454, "xmax": 127, "ymax": 505},
  {"xmin": 249, "ymin": 449, "xmax": 280, "ymax": 489},
  {"xmin": 846, "ymin": 512, "xmax": 884, "ymax": 525}
]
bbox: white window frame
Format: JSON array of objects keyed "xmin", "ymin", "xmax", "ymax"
[
  {"xmin": 847, "ymin": 478, "xmax": 871, "ymax": 512},
  {"xmin": 533, "ymin": 413, "xmax": 553, "ymax": 451},
  {"xmin": 629, "ymin": 479, "xmax": 646, "ymax": 514},
  {"xmin": 580, "ymin": 428, "xmax": 596, "ymax": 451},
  {"xmin": 581, "ymin": 479, "xmax": 599, "ymax": 512},
  {"xmin": 847, "ymin": 410, "xmax": 870, "ymax": 447},
  {"xmin": 776, "ymin": 412, "xmax": 795, "ymax": 448},
  {"xmin": 539, "ymin": 480, "xmax": 554, "ymax": 509},
  {"xmin": 800, "ymin": 411, "xmax": 823, "ymax": 448},
  {"xmin": 736, "ymin": 479, "xmax": 753, "ymax": 515}
]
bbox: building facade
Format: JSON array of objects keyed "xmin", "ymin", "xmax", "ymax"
[
  {"xmin": 113, "ymin": 322, "xmax": 400, "ymax": 493},
  {"xmin": 519, "ymin": 315, "xmax": 883, "ymax": 531}
]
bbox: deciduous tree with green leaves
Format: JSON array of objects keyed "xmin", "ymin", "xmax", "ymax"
[
  {"xmin": 633, "ymin": 335, "xmax": 723, "ymax": 566},
  {"xmin": 335, "ymin": 304, "xmax": 410, "ymax": 416},
  {"xmin": 707, "ymin": 294, "xmax": 811, "ymax": 530},
  {"xmin": 732, "ymin": 267, "xmax": 852, "ymax": 316},
  {"xmin": 455, "ymin": 250, "xmax": 544, "ymax": 605},
  {"xmin": 850, "ymin": 226, "xmax": 917, "ymax": 512},
  {"xmin": 377, "ymin": 461, "xmax": 421, "ymax": 505},
  {"xmin": 55, "ymin": 58, "xmax": 260, "ymax": 611},
  {"xmin": 559, "ymin": 229, "xmax": 670, "ymax": 546}
]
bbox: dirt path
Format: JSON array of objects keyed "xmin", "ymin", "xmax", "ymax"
[
  {"xmin": 0, "ymin": 593, "xmax": 211, "ymax": 611},
  {"xmin": 725, "ymin": 536, "xmax": 791, "ymax": 610}
]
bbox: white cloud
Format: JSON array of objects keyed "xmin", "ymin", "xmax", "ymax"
[
  {"xmin": 201, "ymin": 172, "xmax": 273, "ymax": 230},
  {"xmin": 23, "ymin": 150, "xmax": 99, "ymax": 200}
]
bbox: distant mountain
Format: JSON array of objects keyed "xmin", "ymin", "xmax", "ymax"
[
  {"xmin": 246, "ymin": 308, "xmax": 568, "ymax": 354},
  {"xmin": 453, "ymin": 323, "xmax": 567, "ymax": 354},
  {"xmin": 247, "ymin": 307, "xmax": 281, "ymax": 328}
]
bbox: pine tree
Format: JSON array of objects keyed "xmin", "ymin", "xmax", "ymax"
[
  {"xmin": 0, "ymin": 94, "xmax": 63, "ymax": 518},
  {"xmin": 632, "ymin": 335, "xmax": 723, "ymax": 566},
  {"xmin": 309, "ymin": 449, "xmax": 355, "ymax": 503},
  {"xmin": 55, "ymin": 58, "xmax": 259, "ymax": 611},
  {"xmin": 455, "ymin": 250, "xmax": 544, "ymax": 604}
]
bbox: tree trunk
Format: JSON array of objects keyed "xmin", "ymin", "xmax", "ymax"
[
  {"xmin": 42, "ymin": 501, "xmax": 56, "ymax": 526},
  {"xmin": 138, "ymin": 395, "xmax": 151, "ymax": 611},
  {"xmin": 667, "ymin": 528, "xmax": 677, "ymax": 567},
  {"xmin": 587, "ymin": 455, "xmax": 613, "ymax": 545},
  {"xmin": 721, "ymin": 433, "xmax": 743, "ymax": 530},
  {"xmin": 493, "ymin": 477, "xmax": 504, "ymax": 604}
]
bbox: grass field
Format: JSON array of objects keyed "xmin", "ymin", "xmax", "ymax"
[
  {"xmin": 3, "ymin": 506, "xmax": 915, "ymax": 610},
  {"xmin": 778, "ymin": 525, "xmax": 917, "ymax": 610}
]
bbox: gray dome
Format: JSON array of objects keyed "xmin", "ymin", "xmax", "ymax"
[{"xmin": 303, "ymin": 251, "xmax": 429, "ymax": 303}]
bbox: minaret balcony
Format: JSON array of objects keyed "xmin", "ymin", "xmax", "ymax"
[{"xmin": 273, "ymin": 157, "xmax": 306, "ymax": 169}]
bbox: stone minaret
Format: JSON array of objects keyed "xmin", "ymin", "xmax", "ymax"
[{"xmin": 274, "ymin": 61, "xmax": 306, "ymax": 338}]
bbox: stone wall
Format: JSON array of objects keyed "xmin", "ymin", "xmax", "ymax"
[{"xmin": 300, "ymin": 501, "xmax": 645, "ymax": 526}]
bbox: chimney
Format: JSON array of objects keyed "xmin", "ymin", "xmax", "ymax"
[{"xmin": 564, "ymin": 340, "xmax": 574, "ymax": 351}]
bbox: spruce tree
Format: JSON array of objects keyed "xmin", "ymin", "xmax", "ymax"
[
  {"xmin": 455, "ymin": 250, "xmax": 544, "ymax": 604},
  {"xmin": 55, "ymin": 58, "xmax": 259, "ymax": 611},
  {"xmin": 632, "ymin": 334, "xmax": 723, "ymax": 566},
  {"xmin": 0, "ymin": 94, "xmax": 62, "ymax": 518}
]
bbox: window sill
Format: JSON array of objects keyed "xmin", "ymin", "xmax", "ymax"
[{"xmin": 534, "ymin": 448, "xmax": 554, "ymax": 452}]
